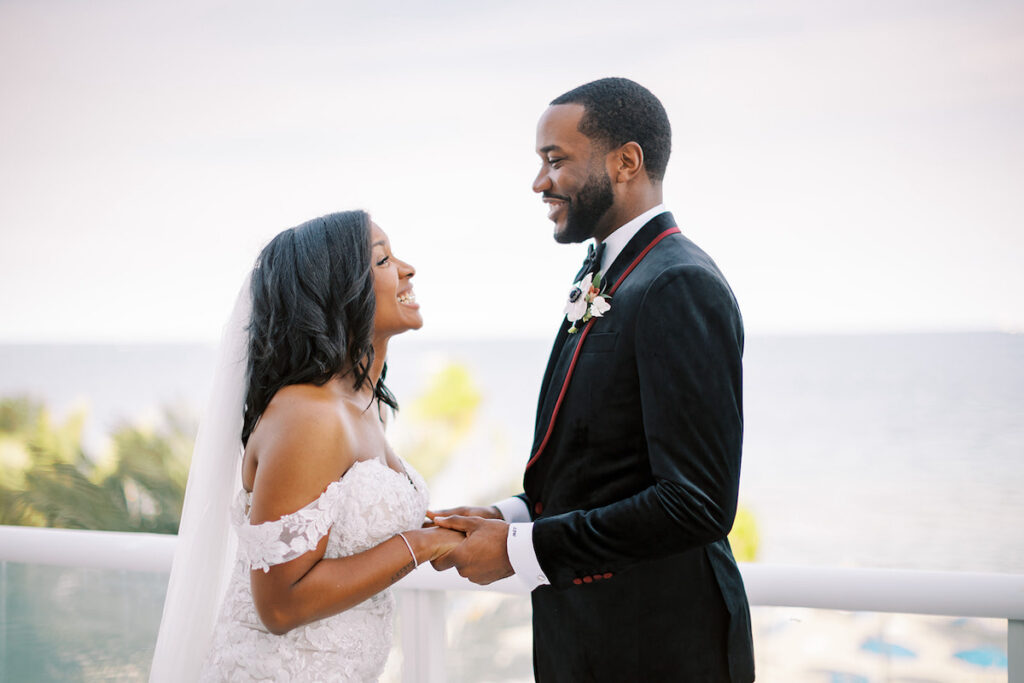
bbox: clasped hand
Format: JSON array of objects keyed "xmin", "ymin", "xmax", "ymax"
[{"xmin": 425, "ymin": 506, "xmax": 514, "ymax": 585}]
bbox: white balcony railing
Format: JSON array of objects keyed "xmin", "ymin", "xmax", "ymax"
[{"xmin": 1, "ymin": 525, "xmax": 1022, "ymax": 682}]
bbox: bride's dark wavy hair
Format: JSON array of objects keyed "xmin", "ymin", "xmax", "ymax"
[{"xmin": 241, "ymin": 210, "xmax": 397, "ymax": 446}]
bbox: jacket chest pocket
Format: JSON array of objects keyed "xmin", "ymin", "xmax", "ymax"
[
  {"xmin": 572, "ymin": 331, "xmax": 624, "ymax": 420},
  {"xmin": 581, "ymin": 331, "xmax": 618, "ymax": 354}
]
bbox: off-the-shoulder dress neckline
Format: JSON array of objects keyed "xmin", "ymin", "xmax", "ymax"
[{"xmin": 242, "ymin": 454, "xmax": 414, "ymax": 501}]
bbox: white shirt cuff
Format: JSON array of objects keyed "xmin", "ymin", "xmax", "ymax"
[
  {"xmin": 493, "ymin": 496, "xmax": 530, "ymax": 523},
  {"xmin": 507, "ymin": 523, "xmax": 550, "ymax": 589}
]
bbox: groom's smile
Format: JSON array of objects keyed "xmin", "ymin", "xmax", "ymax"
[{"xmin": 542, "ymin": 193, "xmax": 570, "ymax": 222}]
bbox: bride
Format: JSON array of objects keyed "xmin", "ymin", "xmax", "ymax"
[{"xmin": 150, "ymin": 211, "xmax": 463, "ymax": 682}]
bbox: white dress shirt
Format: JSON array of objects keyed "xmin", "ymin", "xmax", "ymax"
[{"xmin": 497, "ymin": 204, "xmax": 668, "ymax": 590}]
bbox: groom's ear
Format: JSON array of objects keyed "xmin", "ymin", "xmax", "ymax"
[{"xmin": 609, "ymin": 141, "xmax": 645, "ymax": 184}]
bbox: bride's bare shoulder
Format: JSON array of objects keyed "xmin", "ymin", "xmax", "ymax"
[
  {"xmin": 259, "ymin": 383, "xmax": 351, "ymax": 438},
  {"xmin": 245, "ymin": 384, "xmax": 358, "ymax": 521}
]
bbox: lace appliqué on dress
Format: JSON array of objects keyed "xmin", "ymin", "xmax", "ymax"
[
  {"xmin": 233, "ymin": 482, "xmax": 343, "ymax": 572},
  {"xmin": 200, "ymin": 458, "xmax": 428, "ymax": 683}
]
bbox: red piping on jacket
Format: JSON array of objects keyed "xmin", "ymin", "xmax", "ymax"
[{"xmin": 525, "ymin": 226, "xmax": 681, "ymax": 471}]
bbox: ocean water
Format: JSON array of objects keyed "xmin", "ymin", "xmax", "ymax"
[{"xmin": 1, "ymin": 332, "xmax": 1021, "ymax": 573}]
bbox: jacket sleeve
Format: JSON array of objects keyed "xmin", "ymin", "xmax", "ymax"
[{"xmin": 532, "ymin": 264, "xmax": 744, "ymax": 588}]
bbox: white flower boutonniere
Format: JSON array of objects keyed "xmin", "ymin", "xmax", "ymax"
[{"xmin": 564, "ymin": 271, "xmax": 612, "ymax": 334}]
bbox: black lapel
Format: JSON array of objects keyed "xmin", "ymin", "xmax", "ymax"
[
  {"xmin": 601, "ymin": 211, "xmax": 677, "ymax": 288},
  {"xmin": 530, "ymin": 317, "xmax": 580, "ymax": 448},
  {"xmin": 526, "ymin": 211, "xmax": 679, "ymax": 467}
]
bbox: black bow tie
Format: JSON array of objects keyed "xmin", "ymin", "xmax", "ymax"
[{"xmin": 573, "ymin": 241, "xmax": 606, "ymax": 284}]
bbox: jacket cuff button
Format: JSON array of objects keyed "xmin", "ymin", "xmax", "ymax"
[
  {"xmin": 603, "ymin": 572, "xmax": 613, "ymax": 579},
  {"xmin": 572, "ymin": 578, "xmax": 583, "ymax": 585}
]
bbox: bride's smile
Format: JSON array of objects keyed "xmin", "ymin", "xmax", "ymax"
[{"xmin": 370, "ymin": 222, "xmax": 423, "ymax": 339}]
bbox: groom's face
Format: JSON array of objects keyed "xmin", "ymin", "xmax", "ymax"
[{"xmin": 533, "ymin": 104, "xmax": 616, "ymax": 244}]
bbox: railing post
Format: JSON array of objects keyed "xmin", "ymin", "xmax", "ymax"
[
  {"xmin": 398, "ymin": 588, "xmax": 446, "ymax": 683},
  {"xmin": 1010, "ymin": 619, "xmax": 1023, "ymax": 683}
]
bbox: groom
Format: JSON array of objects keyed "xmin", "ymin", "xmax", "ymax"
[{"xmin": 431, "ymin": 78, "xmax": 755, "ymax": 682}]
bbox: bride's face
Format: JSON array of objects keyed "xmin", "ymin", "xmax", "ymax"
[{"xmin": 370, "ymin": 222, "xmax": 422, "ymax": 339}]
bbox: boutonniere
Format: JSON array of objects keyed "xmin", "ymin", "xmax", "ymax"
[{"xmin": 564, "ymin": 271, "xmax": 611, "ymax": 334}]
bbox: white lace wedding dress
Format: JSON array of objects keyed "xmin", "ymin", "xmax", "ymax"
[{"xmin": 199, "ymin": 456, "xmax": 429, "ymax": 682}]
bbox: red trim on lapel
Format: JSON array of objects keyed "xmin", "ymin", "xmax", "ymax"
[{"xmin": 525, "ymin": 226, "xmax": 681, "ymax": 471}]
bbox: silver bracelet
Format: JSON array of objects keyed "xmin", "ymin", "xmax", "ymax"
[{"xmin": 396, "ymin": 532, "xmax": 418, "ymax": 569}]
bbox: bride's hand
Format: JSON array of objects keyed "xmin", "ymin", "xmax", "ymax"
[
  {"xmin": 425, "ymin": 505, "xmax": 503, "ymax": 525},
  {"xmin": 406, "ymin": 526, "xmax": 466, "ymax": 564}
]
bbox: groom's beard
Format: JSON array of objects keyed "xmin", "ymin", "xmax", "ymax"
[{"xmin": 555, "ymin": 169, "xmax": 615, "ymax": 244}]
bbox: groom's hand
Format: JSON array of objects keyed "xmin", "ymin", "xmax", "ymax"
[{"xmin": 429, "ymin": 515, "xmax": 514, "ymax": 585}]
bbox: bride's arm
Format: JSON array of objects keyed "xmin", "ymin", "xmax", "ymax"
[
  {"xmin": 253, "ymin": 527, "xmax": 459, "ymax": 636},
  {"xmin": 244, "ymin": 389, "xmax": 461, "ymax": 636}
]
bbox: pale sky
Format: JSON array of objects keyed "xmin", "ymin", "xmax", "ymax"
[{"xmin": 2, "ymin": 0, "xmax": 1022, "ymax": 343}]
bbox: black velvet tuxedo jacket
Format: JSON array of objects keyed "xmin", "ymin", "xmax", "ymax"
[{"xmin": 520, "ymin": 212, "xmax": 755, "ymax": 682}]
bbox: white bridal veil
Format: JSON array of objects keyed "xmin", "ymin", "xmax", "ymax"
[{"xmin": 150, "ymin": 276, "xmax": 251, "ymax": 681}]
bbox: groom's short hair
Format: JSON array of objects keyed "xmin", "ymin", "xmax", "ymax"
[{"xmin": 551, "ymin": 77, "xmax": 672, "ymax": 183}]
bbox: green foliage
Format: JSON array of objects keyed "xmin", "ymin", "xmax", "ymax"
[
  {"xmin": 728, "ymin": 504, "xmax": 760, "ymax": 562},
  {"xmin": 0, "ymin": 395, "xmax": 45, "ymax": 433},
  {"xmin": 411, "ymin": 364, "xmax": 482, "ymax": 428},
  {"xmin": 0, "ymin": 396, "xmax": 193, "ymax": 534},
  {"xmin": 400, "ymin": 362, "xmax": 482, "ymax": 482}
]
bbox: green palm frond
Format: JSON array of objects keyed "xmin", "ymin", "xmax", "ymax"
[
  {"xmin": 1, "ymin": 395, "xmax": 194, "ymax": 533},
  {"xmin": 19, "ymin": 462, "xmax": 131, "ymax": 531}
]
